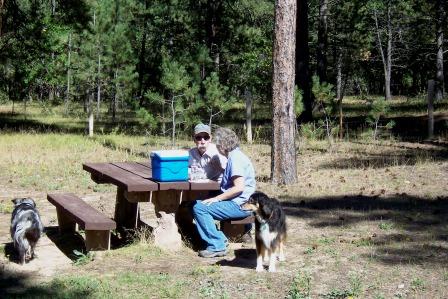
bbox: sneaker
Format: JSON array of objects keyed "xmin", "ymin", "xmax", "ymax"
[
  {"xmin": 241, "ymin": 232, "xmax": 253, "ymax": 244},
  {"xmin": 198, "ymin": 249, "xmax": 228, "ymax": 258}
]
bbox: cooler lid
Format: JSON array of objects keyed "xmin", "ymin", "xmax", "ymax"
[{"xmin": 150, "ymin": 150, "xmax": 189, "ymax": 160}]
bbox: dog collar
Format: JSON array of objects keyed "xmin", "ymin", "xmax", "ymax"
[{"xmin": 260, "ymin": 221, "xmax": 269, "ymax": 232}]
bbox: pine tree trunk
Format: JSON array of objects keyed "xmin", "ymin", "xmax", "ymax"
[
  {"xmin": 97, "ymin": 54, "xmax": 101, "ymax": 119},
  {"xmin": 271, "ymin": 0, "xmax": 298, "ymax": 185},
  {"xmin": 373, "ymin": 8, "xmax": 392, "ymax": 101},
  {"xmin": 336, "ymin": 53, "xmax": 344, "ymax": 139},
  {"xmin": 65, "ymin": 32, "xmax": 71, "ymax": 115},
  {"xmin": 138, "ymin": 4, "xmax": 148, "ymax": 105},
  {"xmin": 113, "ymin": 70, "xmax": 118, "ymax": 122},
  {"xmin": 89, "ymin": 92, "xmax": 94, "ymax": 137},
  {"xmin": 435, "ymin": 0, "xmax": 445, "ymax": 101},
  {"xmin": 317, "ymin": 0, "xmax": 328, "ymax": 83},
  {"xmin": 171, "ymin": 96, "xmax": 176, "ymax": 147},
  {"xmin": 0, "ymin": 0, "xmax": 4, "ymax": 36},
  {"xmin": 295, "ymin": 0, "xmax": 312, "ymax": 122},
  {"xmin": 428, "ymin": 80, "xmax": 435, "ymax": 139},
  {"xmin": 385, "ymin": 4, "xmax": 392, "ymax": 101},
  {"xmin": 245, "ymin": 88, "xmax": 253, "ymax": 144},
  {"xmin": 206, "ymin": 0, "xmax": 222, "ymax": 72}
]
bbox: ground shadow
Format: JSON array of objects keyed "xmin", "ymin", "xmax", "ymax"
[
  {"xmin": 3, "ymin": 242, "xmax": 20, "ymax": 264},
  {"xmin": 0, "ymin": 111, "xmax": 145, "ymax": 136},
  {"xmin": 2, "ymin": 242, "xmax": 41, "ymax": 265},
  {"xmin": 45, "ymin": 226, "xmax": 87, "ymax": 261},
  {"xmin": 216, "ymin": 248, "xmax": 257, "ymax": 269},
  {"xmin": 0, "ymin": 268, "xmax": 95, "ymax": 298},
  {"xmin": 280, "ymin": 194, "xmax": 448, "ymax": 265},
  {"xmin": 319, "ymin": 144, "xmax": 448, "ymax": 170}
]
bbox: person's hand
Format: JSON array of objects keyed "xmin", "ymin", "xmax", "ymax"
[{"xmin": 202, "ymin": 197, "xmax": 220, "ymax": 206}]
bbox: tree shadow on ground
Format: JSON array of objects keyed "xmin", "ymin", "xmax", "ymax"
[
  {"xmin": 319, "ymin": 144, "xmax": 448, "ymax": 169},
  {"xmin": 280, "ymin": 194, "xmax": 448, "ymax": 266},
  {"xmin": 0, "ymin": 112, "xmax": 145, "ymax": 136},
  {"xmin": 0, "ymin": 269, "xmax": 95, "ymax": 298},
  {"xmin": 0, "ymin": 114, "xmax": 85, "ymax": 134}
]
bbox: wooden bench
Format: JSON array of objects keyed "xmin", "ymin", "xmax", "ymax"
[
  {"xmin": 220, "ymin": 215, "xmax": 255, "ymax": 241},
  {"xmin": 47, "ymin": 193, "xmax": 116, "ymax": 251}
]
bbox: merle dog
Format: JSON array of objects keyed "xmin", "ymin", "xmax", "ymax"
[{"xmin": 10, "ymin": 198, "xmax": 44, "ymax": 264}]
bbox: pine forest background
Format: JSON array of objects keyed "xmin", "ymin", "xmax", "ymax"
[{"xmin": 1, "ymin": 0, "xmax": 447, "ymax": 141}]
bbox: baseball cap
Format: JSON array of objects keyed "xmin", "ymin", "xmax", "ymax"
[{"xmin": 194, "ymin": 124, "xmax": 211, "ymax": 135}]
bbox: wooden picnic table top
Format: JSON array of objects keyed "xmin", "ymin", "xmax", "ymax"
[{"xmin": 83, "ymin": 162, "xmax": 220, "ymax": 193}]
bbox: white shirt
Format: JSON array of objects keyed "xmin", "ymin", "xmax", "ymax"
[{"xmin": 189, "ymin": 143, "xmax": 227, "ymax": 182}]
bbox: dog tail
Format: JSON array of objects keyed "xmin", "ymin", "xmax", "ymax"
[
  {"xmin": 13, "ymin": 219, "xmax": 32, "ymax": 257},
  {"xmin": 27, "ymin": 214, "xmax": 44, "ymax": 242}
]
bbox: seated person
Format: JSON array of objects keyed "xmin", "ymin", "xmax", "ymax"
[
  {"xmin": 189, "ymin": 123, "xmax": 227, "ymax": 182},
  {"xmin": 192, "ymin": 127, "xmax": 255, "ymax": 258}
]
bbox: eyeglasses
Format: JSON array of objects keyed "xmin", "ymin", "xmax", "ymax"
[{"xmin": 195, "ymin": 134, "xmax": 210, "ymax": 141}]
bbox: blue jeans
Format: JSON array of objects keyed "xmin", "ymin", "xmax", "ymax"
[{"xmin": 192, "ymin": 200, "xmax": 252, "ymax": 252}]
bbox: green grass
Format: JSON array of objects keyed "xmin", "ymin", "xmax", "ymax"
[
  {"xmin": 13, "ymin": 272, "xmax": 186, "ymax": 299},
  {"xmin": 0, "ymin": 200, "xmax": 14, "ymax": 214},
  {"xmin": 410, "ymin": 277, "xmax": 425, "ymax": 292},
  {"xmin": 0, "ymin": 132, "xmax": 176, "ymax": 192},
  {"xmin": 287, "ymin": 271, "xmax": 312, "ymax": 299},
  {"xmin": 190, "ymin": 265, "xmax": 221, "ymax": 276},
  {"xmin": 378, "ymin": 221, "xmax": 394, "ymax": 230}
]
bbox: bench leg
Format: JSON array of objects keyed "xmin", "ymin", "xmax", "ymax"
[
  {"xmin": 85, "ymin": 230, "xmax": 111, "ymax": 251},
  {"xmin": 114, "ymin": 186, "xmax": 139, "ymax": 231},
  {"xmin": 220, "ymin": 221, "xmax": 247, "ymax": 242},
  {"xmin": 56, "ymin": 207, "xmax": 76, "ymax": 233}
]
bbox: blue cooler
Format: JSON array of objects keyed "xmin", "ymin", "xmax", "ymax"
[{"xmin": 150, "ymin": 150, "xmax": 189, "ymax": 181}]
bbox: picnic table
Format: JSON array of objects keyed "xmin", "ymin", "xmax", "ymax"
[{"xmin": 82, "ymin": 161, "xmax": 220, "ymax": 249}]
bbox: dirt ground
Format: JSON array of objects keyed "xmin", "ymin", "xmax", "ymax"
[{"xmin": 1, "ymin": 140, "xmax": 448, "ymax": 298}]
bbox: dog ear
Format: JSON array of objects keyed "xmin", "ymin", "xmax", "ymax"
[
  {"xmin": 12, "ymin": 198, "xmax": 19, "ymax": 205},
  {"xmin": 261, "ymin": 203, "xmax": 273, "ymax": 218},
  {"xmin": 28, "ymin": 198, "xmax": 36, "ymax": 208}
]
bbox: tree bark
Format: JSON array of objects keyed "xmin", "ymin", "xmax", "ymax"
[
  {"xmin": 428, "ymin": 79, "xmax": 435, "ymax": 139},
  {"xmin": 0, "ymin": 0, "xmax": 4, "ymax": 36},
  {"xmin": 385, "ymin": 4, "xmax": 392, "ymax": 101},
  {"xmin": 336, "ymin": 53, "xmax": 344, "ymax": 139},
  {"xmin": 271, "ymin": 0, "xmax": 297, "ymax": 185},
  {"xmin": 97, "ymin": 53, "xmax": 101, "ymax": 119},
  {"xmin": 112, "ymin": 69, "xmax": 118, "ymax": 122},
  {"xmin": 65, "ymin": 32, "xmax": 71, "ymax": 115},
  {"xmin": 373, "ymin": 7, "xmax": 392, "ymax": 101},
  {"xmin": 317, "ymin": 0, "xmax": 328, "ymax": 83},
  {"xmin": 206, "ymin": 0, "xmax": 222, "ymax": 72},
  {"xmin": 435, "ymin": 0, "xmax": 445, "ymax": 101},
  {"xmin": 245, "ymin": 88, "xmax": 253, "ymax": 144},
  {"xmin": 138, "ymin": 1, "xmax": 149, "ymax": 105},
  {"xmin": 88, "ymin": 92, "xmax": 94, "ymax": 137},
  {"xmin": 295, "ymin": 0, "xmax": 312, "ymax": 122}
]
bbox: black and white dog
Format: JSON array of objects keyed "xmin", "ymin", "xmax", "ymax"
[
  {"xmin": 242, "ymin": 192, "xmax": 286, "ymax": 272},
  {"xmin": 10, "ymin": 198, "xmax": 44, "ymax": 264}
]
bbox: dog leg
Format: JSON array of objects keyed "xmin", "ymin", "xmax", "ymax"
[
  {"xmin": 19, "ymin": 247, "xmax": 26, "ymax": 265},
  {"xmin": 278, "ymin": 240, "xmax": 286, "ymax": 262},
  {"xmin": 268, "ymin": 248, "xmax": 277, "ymax": 272},
  {"xmin": 256, "ymin": 241, "xmax": 265, "ymax": 272}
]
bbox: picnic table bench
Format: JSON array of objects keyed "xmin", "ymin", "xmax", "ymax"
[{"xmin": 47, "ymin": 193, "xmax": 116, "ymax": 251}]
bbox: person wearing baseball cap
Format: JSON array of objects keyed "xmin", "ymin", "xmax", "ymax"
[{"xmin": 189, "ymin": 123, "xmax": 227, "ymax": 182}]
